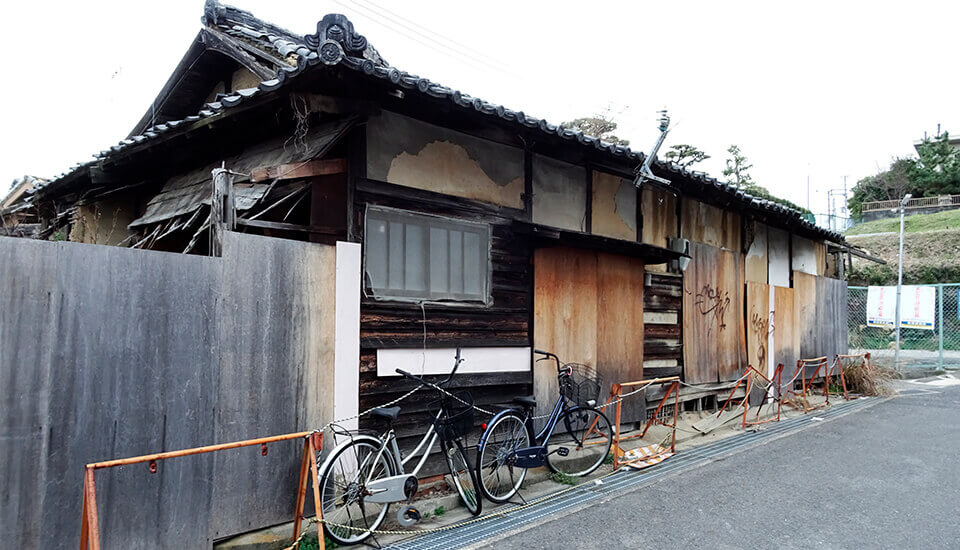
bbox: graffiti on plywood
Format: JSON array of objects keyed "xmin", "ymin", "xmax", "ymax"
[
  {"xmin": 694, "ymin": 284, "xmax": 731, "ymax": 331},
  {"xmin": 750, "ymin": 310, "xmax": 770, "ymax": 368}
]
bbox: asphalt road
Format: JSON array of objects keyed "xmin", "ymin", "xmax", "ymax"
[{"xmin": 493, "ymin": 381, "xmax": 960, "ymax": 549}]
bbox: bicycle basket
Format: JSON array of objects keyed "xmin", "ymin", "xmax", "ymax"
[
  {"xmin": 432, "ymin": 391, "xmax": 475, "ymax": 442},
  {"xmin": 559, "ymin": 363, "xmax": 602, "ymax": 408}
]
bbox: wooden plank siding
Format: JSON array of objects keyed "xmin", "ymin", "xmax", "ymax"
[
  {"xmin": 533, "ymin": 248, "xmax": 646, "ymax": 424},
  {"xmin": 354, "ymin": 179, "xmax": 533, "ymax": 475},
  {"xmin": 682, "ymin": 242, "xmax": 744, "ymax": 383},
  {"xmin": 643, "ymin": 272, "xmax": 683, "ymax": 378}
]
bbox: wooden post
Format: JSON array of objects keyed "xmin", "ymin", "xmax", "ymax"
[
  {"xmin": 309, "ymin": 434, "xmax": 326, "ymax": 550},
  {"xmin": 81, "ymin": 467, "xmax": 100, "ymax": 550},
  {"xmin": 210, "ymin": 165, "xmax": 234, "ymax": 256},
  {"xmin": 292, "ymin": 440, "xmax": 311, "ymax": 542}
]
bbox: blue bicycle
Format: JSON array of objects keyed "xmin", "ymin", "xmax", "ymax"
[{"xmin": 475, "ymin": 350, "xmax": 613, "ymax": 503}]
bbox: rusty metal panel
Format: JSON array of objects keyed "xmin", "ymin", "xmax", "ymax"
[{"xmin": 682, "ymin": 242, "xmax": 743, "ymax": 384}]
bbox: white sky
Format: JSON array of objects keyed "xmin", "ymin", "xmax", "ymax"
[{"xmin": 3, "ymin": 0, "xmax": 958, "ymax": 218}]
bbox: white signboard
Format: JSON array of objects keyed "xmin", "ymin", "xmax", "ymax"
[{"xmin": 866, "ymin": 285, "xmax": 935, "ymax": 330}]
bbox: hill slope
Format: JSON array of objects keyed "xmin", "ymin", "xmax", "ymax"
[{"xmin": 846, "ymin": 209, "xmax": 960, "ymax": 285}]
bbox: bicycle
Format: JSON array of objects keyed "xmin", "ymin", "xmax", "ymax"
[
  {"xmin": 316, "ymin": 349, "xmax": 482, "ymax": 546},
  {"xmin": 475, "ymin": 349, "xmax": 614, "ymax": 503}
]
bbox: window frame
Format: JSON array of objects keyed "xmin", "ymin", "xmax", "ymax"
[{"xmin": 362, "ymin": 204, "xmax": 493, "ymax": 305}]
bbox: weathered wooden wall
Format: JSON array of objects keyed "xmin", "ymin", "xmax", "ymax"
[
  {"xmin": 354, "ymin": 180, "xmax": 532, "ymax": 471},
  {"xmin": 681, "ymin": 198, "xmax": 740, "ymax": 251},
  {"xmin": 745, "ymin": 221, "xmax": 768, "ymax": 284},
  {"xmin": 0, "ymin": 233, "xmax": 336, "ymax": 548},
  {"xmin": 682, "ymin": 242, "xmax": 744, "ymax": 384},
  {"xmin": 643, "ymin": 272, "xmax": 683, "ymax": 378},
  {"xmin": 746, "ymin": 281, "xmax": 771, "ymax": 371},
  {"xmin": 533, "ymin": 247, "xmax": 646, "ymax": 423}
]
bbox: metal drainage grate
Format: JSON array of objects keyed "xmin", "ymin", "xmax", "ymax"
[{"xmin": 386, "ymin": 397, "xmax": 880, "ymax": 550}]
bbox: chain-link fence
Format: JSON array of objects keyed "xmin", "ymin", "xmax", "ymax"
[{"xmin": 848, "ymin": 284, "xmax": 960, "ymax": 370}]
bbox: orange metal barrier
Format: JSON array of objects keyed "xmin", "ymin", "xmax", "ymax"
[
  {"xmin": 600, "ymin": 377, "xmax": 679, "ymax": 470},
  {"xmin": 715, "ymin": 363, "xmax": 785, "ymax": 429},
  {"xmin": 784, "ymin": 356, "xmax": 849, "ymax": 413},
  {"xmin": 80, "ymin": 431, "xmax": 326, "ymax": 550}
]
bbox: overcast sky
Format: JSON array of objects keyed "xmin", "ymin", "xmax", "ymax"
[{"xmin": 3, "ymin": 0, "xmax": 958, "ymax": 218}]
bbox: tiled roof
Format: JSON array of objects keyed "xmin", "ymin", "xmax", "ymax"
[{"xmin": 38, "ymin": 1, "xmax": 843, "ymax": 243}]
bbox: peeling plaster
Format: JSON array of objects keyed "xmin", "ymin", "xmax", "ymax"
[
  {"xmin": 591, "ymin": 171, "xmax": 636, "ymax": 241},
  {"xmin": 368, "ymin": 111, "xmax": 524, "ymax": 208}
]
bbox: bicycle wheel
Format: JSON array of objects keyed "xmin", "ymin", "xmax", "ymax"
[
  {"xmin": 476, "ymin": 411, "xmax": 531, "ymax": 503},
  {"xmin": 318, "ymin": 437, "xmax": 396, "ymax": 546},
  {"xmin": 443, "ymin": 438, "xmax": 482, "ymax": 516},
  {"xmin": 545, "ymin": 407, "xmax": 612, "ymax": 477}
]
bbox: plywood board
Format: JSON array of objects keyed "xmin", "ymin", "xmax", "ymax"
[
  {"xmin": 682, "ymin": 242, "xmax": 743, "ymax": 384},
  {"xmin": 773, "ymin": 286, "xmax": 798, "ymax": 380},
  {"xmin": 794, "ymin": 271, "xmax": 818, "ymax": 360},
  {"xmin": 592, "ymin": 171, "xmax": 637, "ymax": 241},
  {"xmin": 746, "ymin": 282, "xmax": 771, "ymax": 372},
  {"xmin": 816, "ymin": 276, "xmax": 849, "ymax": 362},
  {"xmin": 681, "ymin": 198, "xmax": 740, "ymax": 250},
  {"xmin": 533, "ymin": 247, "xmax": 598, "ymax": 421},
  {"xmin": 596, "ymin": 252, "xmax": 645, "ymax": 421},
  {"xmin": 745, "ymin": 221, "xmax": 768, "ymax": 284},
  {"xmin": 534, "ymin": 247, "xmax": 646, "ymax": 423}
]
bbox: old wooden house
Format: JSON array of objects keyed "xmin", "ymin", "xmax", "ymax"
[
  {"xmin": 2, "ymin": 1, "xmax": 861, "ymax": 424},
  {"xmin": 1, "ymin": 2, "xmax": 867, "ymax": 545}
]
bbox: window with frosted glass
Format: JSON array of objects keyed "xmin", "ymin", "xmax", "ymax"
[{"xmin": 364, "ymin": 206, "xmax": 491, "ymax": 302}]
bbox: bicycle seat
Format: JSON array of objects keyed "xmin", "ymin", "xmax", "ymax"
[
  {"xmin": 513, "ymin": 396, "xmax": 537, "ymax": 409},
  {"xmin": 371, "ymin": 406, "xmax": 401, "ymax": 422}
]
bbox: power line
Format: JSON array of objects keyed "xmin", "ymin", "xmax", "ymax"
[
  {"xmin": 349, "ymin": 0, "xmax": 515, "ymax": 75},
  {"xmin": 330, "ymin": 0, "xmax": 516, "ymax": 77}
]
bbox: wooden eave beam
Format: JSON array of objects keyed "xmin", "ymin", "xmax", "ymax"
[{"xmin": 249, "ymin": 158, "xmax": 347, "ymax": 182}]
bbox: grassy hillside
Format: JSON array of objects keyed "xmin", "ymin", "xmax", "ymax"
[
  {"xmin": 845, "ymin": 209, "xmax": 960, "ymax": 285},
  {"xmin": 846, "ymin": 208, "xmax": 960, "ymax": 235}
]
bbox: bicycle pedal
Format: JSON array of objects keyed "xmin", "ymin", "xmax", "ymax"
[{"xmin": 397, "ymin": 506, "xmax": 421, "ymax": 527}]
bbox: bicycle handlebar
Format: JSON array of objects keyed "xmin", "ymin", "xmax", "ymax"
[
  {"xmin": 394, "ymin": 347, "xmax": 464, "ymax": 387},
  {"xmin": 534, "ymin": 349, "xmax": 563, "ymax": 372}
]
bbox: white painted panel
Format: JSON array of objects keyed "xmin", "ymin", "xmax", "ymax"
[
  {"xmin": 768, "ymin": 226, "xmax": 790, "ymax": 287},
  {"xmin": 768, "ymin": 284, "xmax": 776, "ymax": 378},
  {"xmin": 791, "ymin": 235, "xmax": 817, "ymax": 275},
  {"xmin": 377, "ymin": 347, "xmax": 531, "ymax": 377},
  {"xmin": 334, "ymin": 242, "xmax": 361, "ymax": 431}
]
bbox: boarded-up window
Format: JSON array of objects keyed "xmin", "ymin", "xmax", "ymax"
[{"xmin": 364, "ymin": 206, "xmax": 490, "ymax": 302}]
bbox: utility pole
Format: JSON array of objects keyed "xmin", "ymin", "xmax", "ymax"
[{"xmin": 893, "ymin": 192, "xmax": 912, "ymax": 373}]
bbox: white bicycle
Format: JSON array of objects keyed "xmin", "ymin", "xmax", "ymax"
[{"xmin": 317, "ymin": 349, "xmax": 481, "ymax": 545}]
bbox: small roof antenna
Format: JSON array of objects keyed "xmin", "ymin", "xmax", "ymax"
[{"xmin": 633, "ymin": 109, "xmax": 672, "ymax": 188}]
